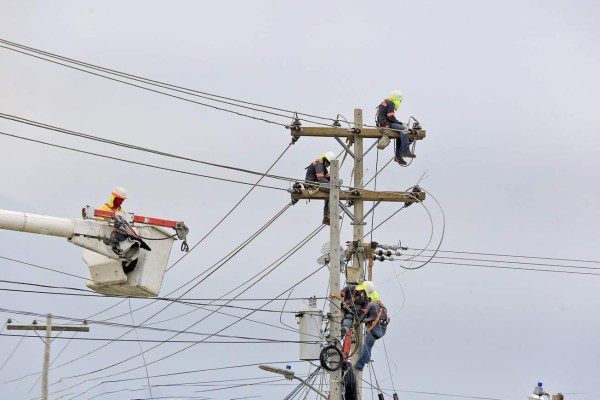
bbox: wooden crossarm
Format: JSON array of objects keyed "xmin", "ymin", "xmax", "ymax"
[
  {"xmin": 290, "ymin": 127, "xmax": 426, "ymax": 140},
  {"xmin": 291, "ymin": 189, "xmax": 425, "ymax": 203}
]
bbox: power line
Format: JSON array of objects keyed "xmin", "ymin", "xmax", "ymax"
[
  {"xmin": 0, "ymin": 308, "xmax": 303, "ymax": 342},
  {"xmin": 409, "ymin": 248, "xmax": 600, "ymax": 265},
  {"xmin": 0, "ymin": 117, "xmax": 359, "ymax": 192},
  {"xmin": 44, "ymin": 360, "xmax": 304, "ymax": 399},
  {"xmin": 0, "ymin": 37, "xmax": 337, "ymax": 126},
  {"xmin": 145, "ymin": 224, "xmax": 324, "ymax": 328},
  {"xmin": 128, "ymin": 299, "xmax": 152, "ymax": 399},
  {"xmin": 0, "ymin": 277, "xmax": 324, "ymax": 302},
  {"xmin": 99, "ymin": 360, "xmax": 303, "ymax": 382},
  {"xmin": 0, "ymin": 130, "xmax": 287, "ymax": 192},
  {"xmin": 0, "ymin": 328, "xmax": 26, "ymax": 372},
  {"xmin": 0, "ymin": 334, "xmax": 320, "ymax": 345},
  {"xmin": 165, "ymin": 142, "xmax": 293, "ymax": 274},
  {"xmin": 0, "ymin": 44, "xmax": 290, "ymax": 128},
  {"xmin": 404, "ymin": 254, "xmax": 600, "ymax": 271},
  {"xmin": 422, "ymin": 260, "xmax": 600, "ymax": 277},
  {"xmin": 0, "ymin": 255, "xmax": 89, "ymax": 282},
  {"xmin": 0, "ymin": 113, "xmax": 296, "ymax": 186},
  {"xmin": 0, "ymin": 286, "xmax": 301, "ymax": 313}
]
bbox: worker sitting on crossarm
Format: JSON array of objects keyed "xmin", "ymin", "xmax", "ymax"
[
  {"xmin": 304, "ymin": 151, "xmax": 335, "ymax": 226},
  {"xmin": 354, "ymin": 291, "xmax": 390, "ymax": 371},
  {"xmin": 377, "ymin": 89, "xmax": 416, "ymax": 166}
]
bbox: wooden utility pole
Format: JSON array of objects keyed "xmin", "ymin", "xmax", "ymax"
[
  {"xmin": 348, "ymin": 109, "xmax": 366, "ymax": 388},
  {"xmin": 328, "ymin": 159, "xmax": 342, "ymax": 400},
  {"xmin": 7, "ymin": 313, "xmax": 89, "ymax": 400},
  {"xmin": 290, "ymin": 108, "xmax": 426, "ymax": 400}
]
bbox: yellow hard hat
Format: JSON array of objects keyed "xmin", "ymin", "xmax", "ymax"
[
  {"xmin": 389, "ymin": 89, "xmax": 404, "ymax": 101},
  {"xmin": 321, "ymin": 151, "xmax": 335, "ymax": 162},
  {"xmin": 355, "ymin": 282, "xmax": 366, "ymax": 292},
  {"xmin": 389, "ymin": 90, "xmax": 404, "ymax": 110}
]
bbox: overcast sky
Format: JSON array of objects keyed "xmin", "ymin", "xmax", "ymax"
[{"xmin": 1, "ymin": 1, "xmax": 599, "ymax": 400}]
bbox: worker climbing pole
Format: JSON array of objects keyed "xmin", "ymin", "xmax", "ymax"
[{"xmin": 288, "ymin": 92, "xmax": 428, "ymax": 400}]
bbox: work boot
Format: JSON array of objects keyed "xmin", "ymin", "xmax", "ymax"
[
  {"xmin": 394, "ymin": 156, "xmax": 407, "ymax": 166},
  {"xmin": 322, "ymin": 216, "xmax": 331, "ymax": 226},
  {"xmin": 400, "ymin": 151, "xmax": 416, "ymax": 158}
]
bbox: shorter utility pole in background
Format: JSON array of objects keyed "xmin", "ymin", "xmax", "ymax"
[{"xmin": 7, "ymin": 313, "xmax": 89, "ymax": 400}]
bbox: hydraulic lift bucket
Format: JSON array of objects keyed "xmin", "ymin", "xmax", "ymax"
[{"xmin": 85, "ymin": 225, "xmax": 175, "ymax": 297}]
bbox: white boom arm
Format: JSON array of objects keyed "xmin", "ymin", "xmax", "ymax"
[
  {"xmin": 0, "ymin": 209, "xmax": 137, "ymax": 261},
  {"xmin": 0, "ymin": 209, "xmax": 81, "ymax": 238}
]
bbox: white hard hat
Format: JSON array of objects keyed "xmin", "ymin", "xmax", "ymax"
[
  {"xmin": 389, "ymin": 90, "xmax": 404, "ymax": 101},
  {"xmin": 322, "ymin": 151, "xmax": 335, "ymax": 162},
  {"xmin": 112, "ymin": 186, "xmax": 127, "ymax": 199},
  {"xmin": 364, "ymin": 281, "xmax": 375, "ymax": 296}
]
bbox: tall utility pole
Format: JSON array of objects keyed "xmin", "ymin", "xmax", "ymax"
[
  {"xmin": 348, "ymin": 109, "xmax": 366, "ymax": 386},
  {"xmin": 290, "ymin": 108, "xmax": 427, "ymax": 400},
  {"xmin": 328, "ymin": 160, "xmax": 343, "ymax": 400},
  {"xmin": 7, "ymin": 313, "xmax": 89, "ymax": 400}
]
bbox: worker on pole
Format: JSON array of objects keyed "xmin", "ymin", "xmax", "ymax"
[
  {"xmin": 99, "ymin": 186, "xmax": 127, "ymax": 213},
  {"xmin": 376, "ymin": 90, "xmax": 416, "ymax": 166},
  {"xmin": 353, "ymin": 291, "xmax": 390, "ymax": 371},
  {"xmin": 331, "ymin": 282, "xmax": 369, "ymax": 339},
  {"xmin": 305, "ymin": 152, "xmax": 335, "ymax": 225}
]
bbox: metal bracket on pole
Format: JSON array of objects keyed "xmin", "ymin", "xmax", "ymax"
[
  {"xmin": 355, "ymin": 201, "xmax": 382, "ymax": 225},
  {"xmin": 333, "ymin": 136, "xmax": 355, "ymax": 159},
  {"xmin": 338, "ymin": 201, "xmax": 355, "ymax": 222},
  {"xmin": 362, "ymin": 139, "xmax": 381, "ymax": 158}
]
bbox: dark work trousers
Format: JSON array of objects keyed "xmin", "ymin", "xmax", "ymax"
[
  {"xmin": 318, "ymin": 185, "xmax": 330, "ymax": 218},
  {"xmin": 390, "ymin": 122, "xmax": 410, "ymax": 157}
]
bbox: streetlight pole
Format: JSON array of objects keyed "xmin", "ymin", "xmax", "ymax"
[{"xmin": 259, "ymin": 365, "xmax": 327, "ymax": 399}]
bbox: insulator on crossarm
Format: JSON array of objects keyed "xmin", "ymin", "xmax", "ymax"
[
  {"xmin": 374, "ymin": 249, "xmax": 393, "ymax": 257},
  {"xmin": 378, "ymin": 243, "xmax": 401, "ymax": 251}
]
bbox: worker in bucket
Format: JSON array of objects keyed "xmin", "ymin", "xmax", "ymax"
[
  {"xmin": 354, "ymin": 290, "xmax": 390, "ymax": 371},
  {"xmin": 376, "ymin": 89, "xmax": 416, "ymax": 166},
  {"xmin": 100, "ymin": 186, "xmax": 127, "ymax": 213},
  {"xmin": 331, "ymin": 281, "xmax": 370, "ymax": 339},
  {"xmin": 304, "ymin": 151, "xmax": 335, "ymax": 225}
]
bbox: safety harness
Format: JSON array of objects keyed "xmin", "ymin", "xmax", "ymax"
[
  {"xmin": 374, "ymin": 100, "xmax": 392, "ymax": 128},
  {"xmin": 366, "ymin": 302, "xmax": 390, "ymax": 333}
]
